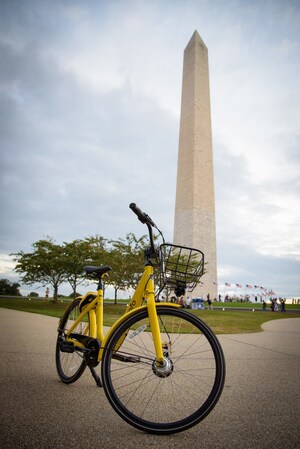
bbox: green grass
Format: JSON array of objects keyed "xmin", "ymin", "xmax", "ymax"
[
  {"xmin": 0, "ymin": 297, "xmax": 299, "ymax": 334},
  {"xmin": 210, "ymin": 301, "xmax": 300, "ymax": 310},
  {"xmin": 191, "ymin": 309, "xmax": 300, "ymax": 334},
  {"xmin": 0, "ymin": 298, "xmax": 69, "ymax": 318}
]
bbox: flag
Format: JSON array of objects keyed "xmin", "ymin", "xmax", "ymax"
[
  {"xmin": 254, "ymin": 285, "xmax": 260, "ymax": 289},
  {"xmin": 225, "ymin": 282, "xmax": 231, "ymax": 287},
  {"xmin": 213, "ymin": 282, "xmax": 218, "ymax": 285},
  {"xmin": 236, "ymin": 283, "xmax": 242, "ymax": 288},
  {"xmin": 246, "ymin": 284, "xmax": 252, "ymax": 288}
]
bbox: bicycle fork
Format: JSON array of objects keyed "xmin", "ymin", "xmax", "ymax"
[
  {"xmin": 144, "ymin": 269, "xmax": 164, "ymax": 366},
  {"xmin": 145, "ymin": 276, "xmax": 174, "ymax": 378}
]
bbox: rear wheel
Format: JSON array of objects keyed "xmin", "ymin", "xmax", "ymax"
[
  {"xmin": 56, "ymin": 299, "xmax": 88, "ymax": 384},
  {"xmin": 101, "ymin": 306, "xmax": 225, "ymax": 434}
]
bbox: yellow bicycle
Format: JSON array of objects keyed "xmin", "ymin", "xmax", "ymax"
[{"xmin": 55, "ymin": 203, "xmax": 225, "ymax": 434}]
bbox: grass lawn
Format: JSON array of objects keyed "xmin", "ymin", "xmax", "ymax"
[
  {"xmin": 210, "ymin": 301, "xmax": 300, "ymax": 311},
  {"xmin": 191, "ymin": 309, "xmax": 300, "ymax": 334},
  {"xmin": 0, "ymin": 297, "xmax": 299, "ymax": 334}
]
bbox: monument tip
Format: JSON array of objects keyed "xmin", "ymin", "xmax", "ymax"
[{"xmin": 186, "ymin": 30, "xmax": 207, "ymax": 50}]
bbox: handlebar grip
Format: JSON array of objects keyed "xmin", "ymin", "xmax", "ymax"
[
  {"xmin": 129, "ymin": 203, "xmax": 147, "ymax": 223},
  {"xmin": 129, "ymin": 203, "xmax": 155, "ymax": 226}
]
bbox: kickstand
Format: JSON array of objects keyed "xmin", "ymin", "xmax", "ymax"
[{"xmin": 89, "ymin": 366, "xmax": 102, "ymax": 387}]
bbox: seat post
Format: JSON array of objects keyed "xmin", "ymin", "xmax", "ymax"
[{"xmin": 97, "ymin": 276, "xmax": 103, "ymax": 291}]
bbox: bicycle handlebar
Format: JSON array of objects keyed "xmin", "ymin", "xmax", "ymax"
[
  {"xmin": 129, "ymin": 203, "xmax": 158, "ymax": 256},
  {"xmin": 129, "ymin": 203, "xmax": 156, "ymax": 227}
]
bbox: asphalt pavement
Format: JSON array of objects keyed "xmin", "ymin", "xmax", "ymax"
[{"xmin": 0, "ymin": 308, "xmax": 299, "ymax": 449}]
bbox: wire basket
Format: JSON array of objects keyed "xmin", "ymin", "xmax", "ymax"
[{"xmin": 159, "ymin": 243, "xmax": 204, "ymax": 292}]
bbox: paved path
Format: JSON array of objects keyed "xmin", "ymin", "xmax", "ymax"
[{"xmin": 0, "ymin": 308, "xmax": 299, "ymax": 449}]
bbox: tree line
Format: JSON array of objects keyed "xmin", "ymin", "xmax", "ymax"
[
  {"xmin": 12, "ymin": 233, "xmax": 149, "ymax": 303},
  {"xmin": 0, "ymin": 279, "xmax": 22, "ymax": 296}
]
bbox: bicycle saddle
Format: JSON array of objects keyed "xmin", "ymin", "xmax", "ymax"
[{"xmin": 84, "ymin": 265, "xmax": 111, "ymax": 276}]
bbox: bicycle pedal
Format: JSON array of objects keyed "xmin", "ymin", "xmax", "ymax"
[{"xmin": 59, "ymin": 341, "xmax": 75, "ymax": 353}]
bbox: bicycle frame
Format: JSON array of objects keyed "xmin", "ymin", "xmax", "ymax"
[{"xmin": 63, "ymin": 264, "xmax": 180, "ymax": 364}]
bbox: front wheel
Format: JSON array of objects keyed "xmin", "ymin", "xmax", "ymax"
[
  {"xmin": 101, "ymin": 306, "xmax": 225, "ymax": 434},
  {"xmin": 55, "ymin": 298, "xmax": 88, "ymax": 384}
]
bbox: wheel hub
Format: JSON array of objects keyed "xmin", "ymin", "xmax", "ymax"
[{"xmin": 152, "ymin": 357, "xmax": 174, "ymax": 378}]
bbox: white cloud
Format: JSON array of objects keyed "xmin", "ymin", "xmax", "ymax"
[{"xmin": 0, "ymin": 254, "xmax": 15, "ymax": 275}]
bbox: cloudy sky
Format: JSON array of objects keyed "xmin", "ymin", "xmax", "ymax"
[{"xmin": 0, "ymin": 0, "xmax": 299, "ymax": 298}]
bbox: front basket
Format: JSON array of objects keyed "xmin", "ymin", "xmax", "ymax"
[{"xmin": 159, "ymin": 243, "xmax": 204, "ymax": 292}]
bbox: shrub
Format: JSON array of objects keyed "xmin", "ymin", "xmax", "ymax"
[{"xmin": 29, "ymin": 292, "xmax": 39, "ymax": 297}]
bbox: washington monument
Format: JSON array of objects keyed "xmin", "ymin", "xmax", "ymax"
[{"xmin": 173, "ymin": 30, "xmax": 217, "ymax": 300}]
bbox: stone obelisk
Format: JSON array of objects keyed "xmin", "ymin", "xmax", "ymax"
[{"xmin": 173, "ymin": 30, "xmax": 217, "ymax": 300}]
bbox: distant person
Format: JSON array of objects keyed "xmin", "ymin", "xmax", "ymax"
[
  {"xmin": 207, "ymin": 293, "xmax": 212, "ymax": 310},
  {"xmin": 186, "ymin": 296, "xmax": 191, "ymax": 309},
  {"xmin": 262, "ymin": 300, "xmax": 267, "ymax": 312},
  {"xmin": 280, "ymin": 298, "xmax": 286, "ymax": 313},
  {"xmin": 45, "ymin": 287, "xmax": 49, "ymax": 301}
]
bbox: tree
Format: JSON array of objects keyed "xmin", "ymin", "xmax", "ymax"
[
  {"xmin": 79, "ymin": 235, "xmax": 110, "ymax": 295},
  {"xmin": 61, "ymin": 236, "xmax": 108, "ymax": 299},
  {"xmin": 84, "ymin": 235, "xmax": 108, "ymax": 266},
  {"xmin": 12, "ymin": 237, "xmax": 67, "ymax": 303},
  {"xmin": 107, "ymin": 233, "xmax": 148, "ymax": 303},
  {"xmin": 62, "ymin": 239, "xmax": 97, "ymax": 299},
  {"xmin": 0, "ymin": 278, "xmax": 22, "ymax": 296},
  {"xmin": 29, "ymin": 292, "xmax": 39, "ymax": 297},
  {"xmin": 11, "ymin": 232, "xmax": 150, "ymax": 304}
]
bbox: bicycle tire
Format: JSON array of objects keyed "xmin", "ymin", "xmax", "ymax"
[
  {"xmin": 101, "ymin": 306, "xmax": 225, "ymax": 434},
  {"xmin": 56, "ymin": 298, "xmax": 88, "ymax": 384}
]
